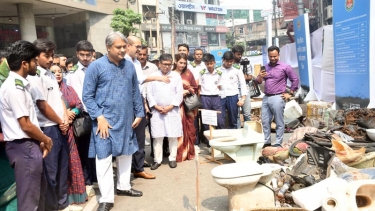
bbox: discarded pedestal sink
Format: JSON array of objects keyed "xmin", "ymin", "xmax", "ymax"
[
  {"xmin": 322, "ymin": 179, "xmax": 375, "ymax": 211},
  {"xmin": 204, "ymin": 121, "xmax": 264, "ymax": 163}
]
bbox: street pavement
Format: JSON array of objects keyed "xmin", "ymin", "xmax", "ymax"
[{"xmin": 83, "ymin": 131, "xmax": 293, "ymax": 211}]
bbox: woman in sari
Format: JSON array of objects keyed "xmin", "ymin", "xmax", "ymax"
[
  {"xmin": 173, "ymin": 53, "xmax": 198, "ymax": 162},
  {"xmin": 51, "ymin": 65, "xmax": 87, "ymax": 205}
]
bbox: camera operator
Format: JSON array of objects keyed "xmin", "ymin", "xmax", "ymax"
[{"xmin": 232, "ymin": 45, "xmax": 252, "ymax": 128}]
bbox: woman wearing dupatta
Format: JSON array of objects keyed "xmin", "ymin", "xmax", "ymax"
[
  {"xmin": 51, "ymin": 65, "xmax": 87, "ymax": 205},
  {"xmin": 173, "ymin": 53, "xmax": 198, "ymax": 162}
]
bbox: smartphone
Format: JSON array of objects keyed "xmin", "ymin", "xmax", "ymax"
[{"xmin": 260, "ymin": 66, "xmax": 266, "ymax": 73}]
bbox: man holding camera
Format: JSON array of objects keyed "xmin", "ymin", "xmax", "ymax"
[{"xmin": 232, "ymin": 45, "xmax": 253, "ymax": 128}]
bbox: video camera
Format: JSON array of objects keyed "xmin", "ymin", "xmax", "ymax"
[{"xmin": 240, "ymin": 58, "xmax": 250, "ymax": 75}]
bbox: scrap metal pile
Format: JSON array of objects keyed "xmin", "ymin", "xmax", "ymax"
[{"xmin": 258, "ymin": 107, "xmax": 375, "ymax": 210}]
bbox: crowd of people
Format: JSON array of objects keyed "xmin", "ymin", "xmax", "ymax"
[{"xmin": 0, "ymin": 30, "xmax": 298, "ymax": 211}]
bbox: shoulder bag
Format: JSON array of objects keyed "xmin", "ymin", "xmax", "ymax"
[
  {"xmin": 184, "ymin": 94, "xmax": 202, "ymax": 112},
  {"xmin": 73, "ymin": 111, "xmax": 92, "ymax": 138}
]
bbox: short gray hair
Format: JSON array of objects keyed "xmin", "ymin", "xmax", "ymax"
[{"xmin": 105, "ymin": 31, "xmax": 127, "ymax": 46}]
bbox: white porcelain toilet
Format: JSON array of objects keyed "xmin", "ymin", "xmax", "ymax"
[
  {"xmin": 204, "ymin": 121, "xmax": 264, "ymax": 163},
  {"xmin": 211, "ymin": 161, "xmax": 281, "ymax": 211}
]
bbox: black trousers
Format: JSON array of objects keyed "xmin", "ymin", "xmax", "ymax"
[
  {"xmin": 132, "ymin": 115, "xmax": 147, "ymax": 172},
  {"xmin": 76, "ymin": 132, "xmax": 97, "ymax": 185}
]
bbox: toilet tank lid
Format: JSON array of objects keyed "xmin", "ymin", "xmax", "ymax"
[{"xmin": 211, "ymin": 162, "xmax": 263, "ymax": 178}]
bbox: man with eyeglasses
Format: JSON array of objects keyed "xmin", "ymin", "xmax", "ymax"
[
  {"xmin": 125, "ymin": 36, "xmax": 170, "ymax": 180},
  {"xmin": 66, "ymin": 40, "xmax": 97, "ymax": 197},
  {"xmin": 147, "ymin": 54, "xmax": 182, "ymax": 170}
]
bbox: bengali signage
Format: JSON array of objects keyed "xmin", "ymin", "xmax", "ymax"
[
  {"xmin": 160, "ymin": 24, "xmax": 203, "ymax": 32},
  {"xmin": 200, "ymin": 33, "xmax": 208, "ymax": 46},
  {"xmin": 175, "ymin": 1, "xmax": 227, "ymax": 14},
  {"xmin": 215, "ymin": 26, "xmax": 229, "ymax": 33},
  {"xmin": 293, "ymin": 13, "xmax": 315, "ymax": 101},
  {"xmin": 333, "ymin": 0, "xmax": 370, "ymax": 109},
  {"xmin": 140, "ymin": 23, "xmax": 157, "ymax": 31}
]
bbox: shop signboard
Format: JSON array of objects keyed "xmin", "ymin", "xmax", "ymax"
[{"xmin": 175, "ymin": 1, "xmax": 227, "ymax": 14}]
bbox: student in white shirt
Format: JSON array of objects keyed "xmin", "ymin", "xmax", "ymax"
[
  {"xmin": 198, "ymin": 53, "xmax": 224, "ymax": 129},
  {"xmin": 27, "ymin": 38, "xmax": 70, "ymax": 210},
  {"xmin": 0, "ymin": 40, "xmax": 52, "ymax": 211},
  {"xmin": 217, "ymin": 51, "xmax": 247, "ymax": 129}
]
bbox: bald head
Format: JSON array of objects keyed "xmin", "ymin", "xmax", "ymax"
[
  {"xmin": 127, "ymin": 35, "xmax": 140, "ymax": 44},
  {"xmin": 126, "ymin": 36, "xmax": 142, "ymax": 59}
]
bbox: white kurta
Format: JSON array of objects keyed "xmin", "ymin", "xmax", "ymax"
[{"xmin": 147, "ymin": 70, "xmax": 183, "ymax": 138}]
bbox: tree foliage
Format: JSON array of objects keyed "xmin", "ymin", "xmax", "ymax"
[{"xmin": 110, "ymin": 8, "xmax": 142, "ymax": 36}]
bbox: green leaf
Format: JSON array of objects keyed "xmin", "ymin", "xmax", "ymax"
[{"xmin": 110, "ymin": 8, "xmax": 143, "ymax": 36}]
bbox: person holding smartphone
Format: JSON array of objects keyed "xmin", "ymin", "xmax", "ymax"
[{"xmin": 255, "ymin": 46, "xmax": 299, "ymax": 148}]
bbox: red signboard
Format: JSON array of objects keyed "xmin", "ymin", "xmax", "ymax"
[
  {"xmin": 279, "ymin": 0, "xmax": 310, "ymax": 21},
  {"xmin": 215, "ymin": 26, "xmax": 229, "ymax": 33}
]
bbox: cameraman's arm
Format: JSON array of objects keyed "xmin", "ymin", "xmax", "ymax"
[{"xmin": 244, "ymin": 74, "xmax": 253, "ymax": 81}]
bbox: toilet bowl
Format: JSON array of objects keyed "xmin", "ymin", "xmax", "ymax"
[
  {"xmin": 204, "ymin": 121, "xmax": 264, "ymax": 163},
  {"xmin": 322, "ymin": 179, "xmax": 375, "ymax": 211},
  {"xmin": 211, "ymin": 161, "xmax": 281, "ymax": 211}
]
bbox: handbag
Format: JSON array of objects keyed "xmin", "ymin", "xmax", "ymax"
[
  {"xmin": 184, "ymin": 94, "xmax": 202, "ymax": 111},
  {"xmin": 73, "ymin": 111, "xmax": 92, "ymax": 137}
]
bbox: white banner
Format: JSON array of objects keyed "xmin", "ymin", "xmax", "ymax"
[{"xmin": 175, "ymin": 1, "xmax": 227, "ymax": 14}]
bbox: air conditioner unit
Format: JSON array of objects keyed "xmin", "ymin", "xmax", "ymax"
[
  {"xmin": 186, "ymin": 19, "xmax": 193, "ymax": 25},
  {"xmin": 151, "ymin": 18, "xmax": 157, "ymax": 24},
  {"xmin": 148, "ymin": 37, "xmax": 156, "ymax": 48},
  {"xmin": 325, "ymin": 5, "xmax": 333, "ymax": 20}
]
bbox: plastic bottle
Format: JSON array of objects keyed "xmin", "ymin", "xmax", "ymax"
[{"xmin": 277, "ymin": 175, "xmax": 291, "ymax": 198}]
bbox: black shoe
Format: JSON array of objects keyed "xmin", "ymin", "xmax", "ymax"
[
  {"xmin": 97, "ymin": 202, "xmax": 114, "ymax": 211},
  {"xmin": 262, "ymin": 143, "xmax": 271, "ymax": 149},
  {"xmin": 150, "ymin": 162, "xmax": 161, "ymax": 170},
  {"xmin": 116, "ymin": 188, "xmax": 143, "ymax": 197},
  {"xmin": 143, "ymin": 162, "xmax": 151, "ymax": 168},
  {"xmin": 272, "ymin": 144, "xmax": 283, "ymax": 148},
  {"xmin": 169, "ymin": 161, "xmax": 177, "ymax": 168}
]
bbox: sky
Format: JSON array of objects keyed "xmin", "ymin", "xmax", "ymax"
[{"xmin": 219, "ymin": 0, "xmax": 273, "ymax": 10}]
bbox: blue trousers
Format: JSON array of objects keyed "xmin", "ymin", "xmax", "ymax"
[
  {"xmin": 200, "ymin": 95, "xmax": 224, "ymax": 130},
  {"xmin": 6, "ymin": 139, "xmax": 47, "ymax": 211},
  {"xmin": 219, "ymin": 95, "xmax": 239, "ymax": 129},
  {"xmin": 42, "ymin": 125, "xmax": 69, "ymax": 210},
  {"xmin": 261, "ymin": 95, "xmax": 285, "ymax": 145}
]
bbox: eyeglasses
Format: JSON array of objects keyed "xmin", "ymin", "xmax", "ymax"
[
  {"xmin": 131, "ymin": 44, "xmax": 142, "ymax": 49},
  {"xmin": 161, "ymin": 63, "xmax": 172, "ymax": 67}
]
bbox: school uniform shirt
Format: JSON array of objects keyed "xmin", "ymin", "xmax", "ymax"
[
  {"xmin": 0, "ymin": 72, "xmax": 42, "ymax": 141},
  {"xmin": 198, "ymin": 69, "xmax": 222, "ymax": 96},
  {"xmin": 27, "ymin": 66, "xmax": 64, "ymax": 127},
  {"xmin": 141, "ymin": 61, "xmax": 158, "ymax": 98},
  {"xmin": 188, "ymin": 61, "xmax": 206, "ymax": 82},
  {"xmin": 218, "ymin": 65, "xmax": 247, "ymax": 99},
  {"xmin": 66, "ymin": 61, "xmax": 87, "ymax": 110}
]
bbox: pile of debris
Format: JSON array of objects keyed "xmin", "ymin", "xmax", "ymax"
[{"xmin": 257, "ymin": 104, "xmax": 375, "ymax": 210}]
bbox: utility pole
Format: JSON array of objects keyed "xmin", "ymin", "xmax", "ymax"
[
  {"xmin": 171, "ymin": 5, "xmax": 175, "ymax": 56},
  {"xmin": 272, "ymin": 0, "xmax": 278, "ymax": 46},
  {"xmin": 297, "ymin": 0, "xmax": 305, "ymax": 15},
  {"xmin": 156, "ymin": 0, "xmax": 160, "ymax": 55},
  {"xmin": 231, "ymin": 9, "xmax": 235, "ymax": 42}
]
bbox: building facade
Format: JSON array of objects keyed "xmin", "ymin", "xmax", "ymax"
[
  {"xmin": 0, "ymin": 0, "xmax": 129, "ymax": 56},
  {"xmin": 139, "ymin": 0, "xmax": 229, "ymax": 54}
]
